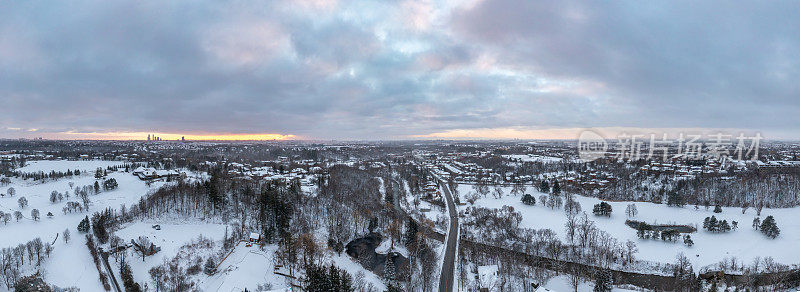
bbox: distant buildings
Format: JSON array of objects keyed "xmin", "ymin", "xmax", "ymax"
[
  {"xmin": 132, "ymin": 167, "xmax": 181, "ymax": 180},
  {"xmin": 755, "ymin": 160, "xmax": 800, "ymax": 174}
]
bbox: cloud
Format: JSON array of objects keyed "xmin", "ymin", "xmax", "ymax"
[
  {"xmin": 451, "ymin": 1, "xmax": 800, "ymax": 131},
  {"xmin": 1, "ymin": 0, "xmax": 799, "ymax": 140}
]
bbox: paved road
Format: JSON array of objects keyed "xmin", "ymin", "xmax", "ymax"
[
  {"xmin": 438, "ymin": 180, "xmax": 458, "ymax": 292},
  {"xmin": 99, "ymin": 248, "xmax": 122, "ymax": 292}
]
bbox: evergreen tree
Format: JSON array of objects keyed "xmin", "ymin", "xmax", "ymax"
[
  {"xmin": 304, "ymin": 263, "xmax": 354, "ymax": 292},
  {"xmin": 78, "ymin": 216, "xmax": 90, "ymax": 233},
  {"xmin": 667, "ymin": 191, "xmax": 683, "ymax": 207},
  {"xmin": 92, "ymin": 212, "xmax": 110, "ymax": 244},
  {"xmin": 385, "ymin": 283, "xmax": 403, "ymax": 292},
  {"xmin": 384, "ymin": 187, "xmax": 394, "ymax": 206},
  {"xmin": 521, "ymin": 193, "xmax": 536, "ymax": 205},
  {"xmin": 103, "ymin": 178, "xmax": 118, "ymax": 191},
  {"xmin": 404, "ymin": 218, "xmax": 418, "ymax": 246},
  {"xmin": 205, "ymin": 169, "xmax": 224, "ymax": 210},
  {"xmin": 683, "ymin": 235, "xmax": 694, "ymax": 246},
  {"xmin": 760, "ymin": 215, "xmax": 780, "ymax": 239},
  {"xmin": 552, "ymin": 180, "xmax": 561, "ymax": 194},
  {"xmin": 713, "ymin": 205, "xmax": 723, "ymax": 213},
  {"xmin": 204, "ymin": 257, "xmax": 217, "ymax": 275},
  {"xmin": 120, "ymin": 261, "xmax": 143, "ymax": 292},
  {"xmin": 720, "ymin": 220, "xmax": 731, "ymax": 232},
  {"xmin": 593, "ymin": 270, "xmax": 612, "ymax": 292},
  {"xmin": 704, "ymin": 216, "xmax": 720, "ymax": 232},
  {"xmin": 384, "ymin": 254, "xmax": 396, "ymax": 283},
  {"xmin": 368, "ymin": 217, "xmax": 378, "ymax": 233},
  {"xmin": 592, "ymin": 202, "xmax": 612, "ymax": 217},
  {"xmin": 539, "ymin": 180, "xmax": 549, "ymax": 193}
]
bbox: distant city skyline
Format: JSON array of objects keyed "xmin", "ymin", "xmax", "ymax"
[{"xmin": 2, "ymin": 1, "xmax": 799, "ymax": 140}]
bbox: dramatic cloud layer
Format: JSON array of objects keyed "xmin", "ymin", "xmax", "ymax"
[{"xmin": 1, "ymin": 0, "xmax": 799, "ymax": 139}]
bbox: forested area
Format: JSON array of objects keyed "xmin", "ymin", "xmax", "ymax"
[
  {"xmin": 600, "ymin": 170, "xmax": 800, "ymax": 209},
  {"xmin": 65, "ymin": 162, "xmax": 441, "ymax": 291}
]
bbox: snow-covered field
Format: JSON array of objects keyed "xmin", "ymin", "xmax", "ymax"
[
  {"xmin": 0, "ymin": 172, "xmax": 158, "ymax": 247},
  {"xmin": 456, "ymin": 184, "xmax": 800, "ymax": 270},
  {"xmin": 40, "ymin": 232, "xmax": 105, "ymax": 290},
  {"xmin": 541, "ymin": 275, "xmax": 637, "ymax": 292},
  {"xmin": 17, "ymin": 160, "xmax": 126, "ymax": 173},
  {"xmin": 0, "ymin": 160, "xmax": 164, "ymax": 291}
]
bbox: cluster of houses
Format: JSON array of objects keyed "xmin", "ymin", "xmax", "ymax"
[
  {"xmin": 754, "ymin": 160, "xmax": 800, "ymax": 174},
  {"xmin": 219, "ymin": 161, "xmax": 321, "ymax": 186},
  {"xmin": 132, "ymin": 167, "xmax": 182, "ymax": 180},
  {"xmin": 562, "ymin": 170, "xmax": 617, "ymax": 190},
  {"xmin": 639, "ymin": 159, "xmax": 728, "ymax": 178},
  {"xmin": 423, "ymin": 160, "xmax": 497, "ymax": 184}
]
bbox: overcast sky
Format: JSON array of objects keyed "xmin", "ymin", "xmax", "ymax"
[{"xmin": 1, "ymin": 0, "xmax": 799, "ymax": 140}]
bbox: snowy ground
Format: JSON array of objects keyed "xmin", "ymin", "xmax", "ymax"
[
  {"xmin": 112, "ymin": 221, "xmax": 228, "ymax": 289},
  {"xmin": 456, "ymin": 184, "xmax": 800, "ymax": 270},
  {"xmin": 541, "ymin": 275, "xmax": 637, "ymax": 292},
  {"xmin": 0, "ymin": 172, "xmax": 159, "ymax": 248},
  {"xmin": 17, "ymin": 160, "xmax": 126, "ymax": 173},
  {"xmin": 200, "ymin": 236, "xmax": 387, "ymax": 292},
  {"xmin": 0, "ymin": 160, "xmax": 166, "ymax": 291},
  {"xmin": 1, "ymin": 160, "xmax": 389, "ymax": 291},
  {"xmin": 39, "ymin": 233, "xmax": 105, "ymax": 290},
  {"xmin": 460, "ymin": 265, "xmax": 638, "ymax": 291},
  {"xmin": 502, "ymin": 154, "xmax": 563, "ymax": 163},
  {"xmin": 200, "ymin": 242, "xmax": 288, "ymax": 291}
]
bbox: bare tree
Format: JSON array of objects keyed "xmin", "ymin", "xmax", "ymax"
[
  {"xmin": 565, "ymin": 213, "xmax": 578, "ymax": 244},
  {"xmin": 134, "ymin": 236, "xmax": 152, "ymax": 261},
  {"xmin": 625, "ymin": 204, "xmax": 638, "ymax": 217},
  {"xmin": 510, "ymin": 182, "xmax": 526, "ymax": 197},
  {"xmin": 568, "ymin": 266, "xmax": 583, "ymax": 292},
  {"xmin": 492, "ymin": 187, "xmax": 504, "ymax": 199},
  {"xmin": 63, "ymin": 228, "xmax": 71, "ymax": 243},
  {"xmin": 17, "ymin": 197, "xmax": 28, "ymax": 209},
  {"xmin": 625, "ymin": 240, "xmax": 638, "ymax": 264}
]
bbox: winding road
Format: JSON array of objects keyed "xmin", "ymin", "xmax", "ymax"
[{"xmin": 438, "ymin": 180, "xmax": 458, "ymax": 292}]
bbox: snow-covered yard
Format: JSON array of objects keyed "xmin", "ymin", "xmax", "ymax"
[
  {"xmin": 112, "ymin": 221, "xmax": 229, "ymax": 290},
  {"xmin": 457, "ymin": 184, "xmax": 800, "ymax": 270},
  {"xmin": 200, "ymin": 242, "xmax": 287, "ymax": 291}
]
